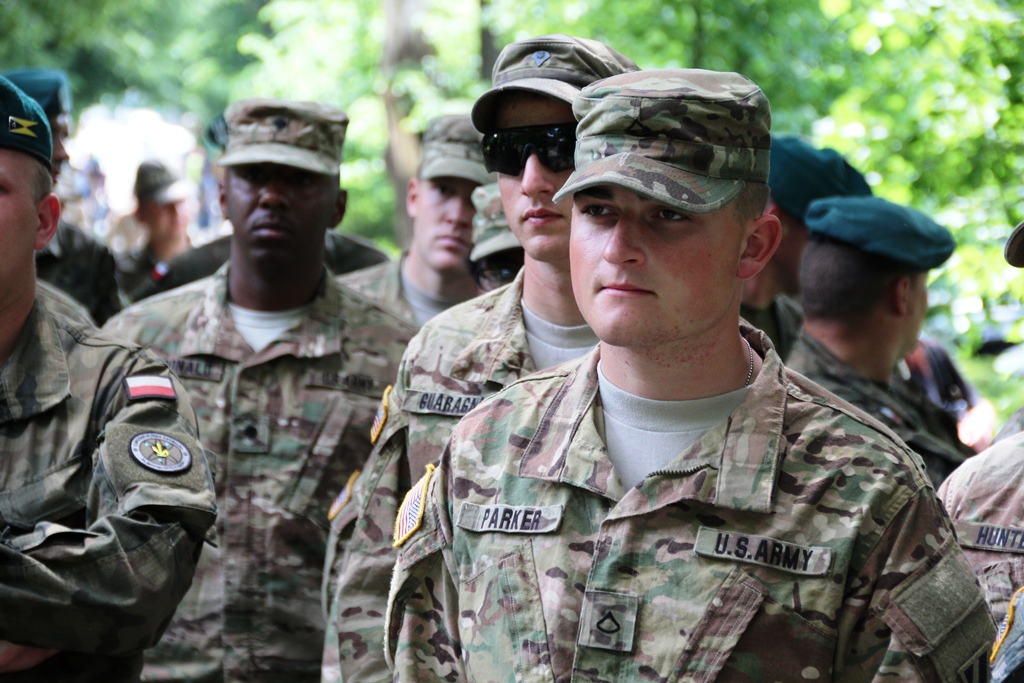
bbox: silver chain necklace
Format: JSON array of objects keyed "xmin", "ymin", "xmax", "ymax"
[{"xmin": 742, "ymin": 337, "xmax": 754, "ymax": 387}]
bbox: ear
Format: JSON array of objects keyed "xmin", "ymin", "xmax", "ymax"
[
  {"xmin": 34, "ymin": 194, "xmax": 61, "ymax": 251},
  {"xmin": 737, "ymin": 212, "xmax": 782, "ymax": 280},
  {"xmin": 889, "ymin": 275, "xmax": 913, "ymax": 316},
  {"xmin": 331, "ymin": 188, "xmax": 348, "ymax": 228},
  {"xmin": 406, "ymin": 177, "xmax": 420, "ymax": 219}
]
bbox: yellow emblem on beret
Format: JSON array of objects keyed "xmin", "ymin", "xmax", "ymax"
[
  {"xmin": 394, "ymin": 463, "xmax": 435, "ymax": 548},
  {"xmin": 8, "ymin": 116, "xmax": 39, "ymax": 138},
  {"xmin": 370, "ymin": 385, "xmax": 392, "ymax": 445},
  {"xmin": 327, "ymin": 469, "xmax": 361, "ymax": 522}
]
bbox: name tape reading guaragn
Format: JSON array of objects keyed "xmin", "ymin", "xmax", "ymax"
[{"xmin": 694, "ymin": 526, "xmax": 833, "ymax": 576}]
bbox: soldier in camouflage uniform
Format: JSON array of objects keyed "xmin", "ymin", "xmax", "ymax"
[
  {"xmin": 386, "ymin": 68, "xmax": 993, "ymax": 682},
  {"xmin": 0, "ymin": 76, "xmax": 216, "ymax": 683},
  {"xmin": 321, "ymin": 35, "xmax": 637, "ymax": 683},
  {"xmin": 3, "ymin": 68, "xmax": 122, "ymax": 325},
  {"xmin": 105, "ymin": 98, "xmax": 415, "ymax": 683},
  {"xmin": 787, "ymin": 196, "xmax": 972, "ymax": 487},
  {"xmin": 466, "ymin": 182, "xmax": 522, "ymax": 292},
  {"xmin": 338, "ymin": 115, "xmax": 493, "ymax": 327},
  {"xmin": 739, "ymin": 136, "xmax": 872, "ymax": 360},
  {"xmin": 939, "ymin": 221, "xmax": 1024, "ymax": 635}
]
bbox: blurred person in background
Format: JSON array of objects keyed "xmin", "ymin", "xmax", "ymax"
[
  {"xmin": 116, "ymin": 160, "xmax": 193, "ymax": 300},
  {"xmin": 788, "ymin": 196, "xmax": 973, "ymax": 486},
  {"xmin": 3, "ymin": 67, "xmax": 121, "ymax": 324},
  {"xmin": 338, "ymin": 114, "xmax": 493, "ymax": 327},
  {"xmin": 466, "ymin": 182, "xmax": 523, "ymax": 293}
]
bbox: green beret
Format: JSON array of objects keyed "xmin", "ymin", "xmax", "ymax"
[
  {"xmin": 1, "ymin": 68, "xmax": 71, "ymax": 119},
  {"xmin": 769, "ymin": 136, "xmax": 871, "ymax": 223},
  {"xmin": 806, "ymin": 196, "xmax": 954, "ymax": 270},
  {"xmin": 0, "ymin": 76, "xmax": 53, "ymax": 169}
]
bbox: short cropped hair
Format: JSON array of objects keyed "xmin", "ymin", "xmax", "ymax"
[
  {"xmin": 800, "ymin": 237, "xmax": 917, "ymax": 321},
  {"xmin": 29, "ymin": 159, "xmax": 52, "ymax": 202},
  {"xmin": 733, "ymin": 181, "xmax": 770, "ymax": 222}
]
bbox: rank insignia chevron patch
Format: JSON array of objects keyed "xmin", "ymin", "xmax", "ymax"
[
  {"xmin": 370, "ymin": 385, "xmax": 392, "ymax": 445},
  {"xmin": 8, "ymin": 116, "xmax": 39, "ymax": 138},
  {"xmin": 327, "ymin": 469, "xmax": 361, "ymax": 522},
  {"xmin": 394, "ymin": 463, "xmax": 435, "ymax": 547}
]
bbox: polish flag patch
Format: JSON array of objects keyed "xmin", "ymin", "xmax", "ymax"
[{"xmin": 123, "ymin": 375, "xmax": 177, "ymax": 401}]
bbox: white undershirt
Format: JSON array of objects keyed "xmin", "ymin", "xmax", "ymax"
[
  {"xmin": 229, "ymin": 303, "xmax": 311, "ymax": 352},
  {"xmin": 521, "ymin": 302, "xmax": 599, "ymax": 371},
  {"xmin": 597, "ymin": 362, "xmax": 749, "ymax": 489},
  {"xmin": 401, "ymin": 268, "xmax": 464, "ymax": 327}
]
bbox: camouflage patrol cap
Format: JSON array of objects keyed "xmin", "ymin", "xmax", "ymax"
[
  {"xmin": 2, "ymin": 68, "xmax": 72, "ymax": 119},
  {"xmin": 0, "ymin": 76, "xmax": 52, "ymax": 170},
  {"xmin": 805, "ymin": 196, "xmax": 955, "ymax": 270},
  {"xmin": 553, "ymin": 69, "xmax": 771, "ymax": 214},
  {"xmin": 471, "ymin": 34, "xmax": 638, "ymax": 133},
  {"xmin": 218, "ymin": 98, "xmax": 349, "ymax": 174},
  {"xmin": 134, "ymin": 160, "xmax": 191, "ymax": 205},
  {"xmin": 419, "ymin": 115, "xmax": 492, "ymax": 185},
  {"xmin": 1004, "ymin": 220, "xmax": 1024, "ymax": 267},
  {"xmin": 470, "ymin": 183, "xmax": 519, "ymax": 261}
]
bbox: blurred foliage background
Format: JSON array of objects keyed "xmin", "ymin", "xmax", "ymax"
[{"xmin": 2, "ymin": 0, "xmax": 1023, "ymax": 414}]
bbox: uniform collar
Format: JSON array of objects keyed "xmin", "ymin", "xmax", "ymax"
[
  {"xmin": 0, "ymin": 299, "xmax": 71, "ymax": 423},
  {"xmin": 448, "ymin": 267, "xmax": 536, "ymax": 385},
  {"xmin": 178, "ymin": 262, "xmax": 342, "ymax": 363},
  {"xmin": 518, "ymin": 325, "xmax": 786, "ymax": 514}
]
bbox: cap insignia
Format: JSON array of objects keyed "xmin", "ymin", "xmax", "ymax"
[
  {"xmin": 531, "ymin": 50, "xmax": 551, "ymax": 67},
  {"xmin": 8, "ymin": 116, "xmax": 39, "ymax": 138}
]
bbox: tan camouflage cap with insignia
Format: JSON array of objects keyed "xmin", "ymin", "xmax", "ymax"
[
  {"xmin": 419, "ymin": 114, "xmax": 493, "ymax": 186},
  {"xmin": 471, "ymin": 34, "xmax": 638, "ymax": 133},
  {"xmin": 218, "ymin": 98, "xmax": 349, "ymax": 175},
  {"xmin": 470, "ymin": 182, "xmax": 520, "ymax": 261},
  {"xmin": 553, "ymin": 68, "xmax": 772, "ymax": 214}
]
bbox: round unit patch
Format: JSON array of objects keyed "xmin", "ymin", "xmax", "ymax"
[{"xmin": 129, "ymin": 432, "xmax": 193, "ymax": 473}]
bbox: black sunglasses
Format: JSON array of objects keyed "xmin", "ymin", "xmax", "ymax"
[{"xmin": 481, "ymin": 124, "xmax": 577, "ymax": 176}]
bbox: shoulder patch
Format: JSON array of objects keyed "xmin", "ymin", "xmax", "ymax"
[
  {"xmin": 694, "ymin": 526, "xmax": 833, "ymax": 576},
  {"xmin": 394, "ymin": 463, "xmax": 435, "ymax": 548},
  {"xmin": 328, "ymin": 469, "xmax": 361, "ymax": 522},
  {"xmin": 993, "ymin": 586, "xmax": 1024, "ymax": 664},
  {"xmin": 129, "ymin": 432, "xmax": 193, "ymax": 473},
  {"xmin": 371, "ymin": 385, "xmax": 393, "ymax": 445},
  {"xmin": 123, "ymin": 375, "xmax": 177, "ymax": 400}
]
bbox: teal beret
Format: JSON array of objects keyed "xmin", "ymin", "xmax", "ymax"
[
  {"xmin": 806, "ymin": 196, "xmax": 955, "ymax": 271},
  {"xmin": 1, "ymin": 68, "xmax": 71, "ymax": 119},
  {"xmin": 0, "ymin": 76, "xmax": 52, "ymax": 169},
  {"xmin": 768, "ymin": 136, "xmax": 872, "ymax": 223}
]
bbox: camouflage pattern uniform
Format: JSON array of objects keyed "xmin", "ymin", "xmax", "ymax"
[
  {"xmin": 739, "ymin": 294, "xmax": 803, "ymax": 361},
  {"xmin": 386, "ymin": 330, "xmax": 994, "ymax": 682},
  {"xmin": 1, "ymin": 295, "xmax": 217, "ymax": 683},
  {"xmin": 322, "ymin": 37, "xmax": 635, "ymax": 683},
  {"xmin": 336, "ymin": 258, "xmax": 413, "ymax": 326},
  {"xmin": 939, "ymin": 431, "xmax": 1024, "ymax": 627},
  {"xmin": 105, "ymin": 265, "xmax": 413, "ymax": 683},
  {"xmin": 37, "ymin": 279, "xmax": 95, "ymax": 327},
  {"xmin": 322, "ymin": 271, "xmax": 536, "ymax": 683},
  {"xmin": 994, "ymin": 407, "xmax": 1024, "ymax": 443},
  {"xmin": 36, "ymin": 220, "xmax": 122, "ymax": 325},
  {"xmin": 789, "ymin": 330, "xmax": 971, "ymax": 487}
]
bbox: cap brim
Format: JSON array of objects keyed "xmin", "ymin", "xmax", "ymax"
[
  {"xmin": 217, "ymin": 142, "xmax": 338, "ymax": 175},
  {"xmin": 470, "ymin": 229, "xmax": 520, "ymax": 261},
  {"xmin": 471, "ymin": 79, "xmax": 582, "ymax": 133},
  {"xmin": 152, "ymin": 179, "xmax": 193, "ymax": 204},
  {"xmin": 1006, "ymin": 220, "xmax": 1024, "ymax": 267},
  {"xmin": 552, "ymin": 153, "xmax": 744, "ymax": 215},
  {"xmin": 420, "ymin": 157, "xmax": 494, "ymax": 186}
]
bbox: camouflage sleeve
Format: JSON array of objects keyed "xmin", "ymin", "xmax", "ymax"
[
  {"xmin": 839, "ymin": 486, "xmax": 995, "ymax": 682},
  {"xmin": 384, "ymin": 451, "xmax": 465, "ymax": 682},
  {"xmin": 0, "ymin": 354, "xmax": 216, "ymax": 656},
  {"xmin": 324, "ymin": 392, "xmax": 411, "ymax": 683}
]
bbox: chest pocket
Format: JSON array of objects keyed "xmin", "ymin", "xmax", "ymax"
[
  {"xmin": 0, "ymin": 453, "xmax": 89, "ymax": 532},
  {"xmin": 281, "ymin": 396, "xmax": 356, "ymax": 528}
]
